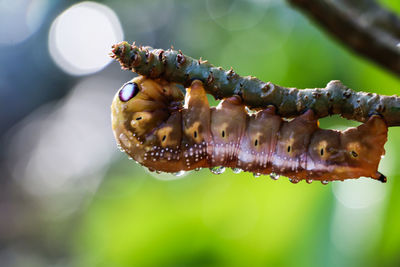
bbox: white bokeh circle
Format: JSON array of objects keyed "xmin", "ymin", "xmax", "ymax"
[
  {"xmin": 48, "ymin": 1, "xmax": 123, "ymax": 75},
  {"xmin": 0, "ymin": 0, "xmax": 51, "ymax": 45}
]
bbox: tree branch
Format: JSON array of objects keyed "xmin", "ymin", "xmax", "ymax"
[
  {"xmin": 288, "ymin": 0, "xmax": 400, "ymax": 76},
  {"xmin": 111, "ymin": 42, "xmax": 400, "ymax": 126}
]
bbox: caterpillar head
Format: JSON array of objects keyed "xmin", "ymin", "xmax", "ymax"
[
  {"xmin": 111, "ymin": 76, "xmax": 184, "ymax": 161},
  {"xmin": 308, "ymin": 115, "xmax": 387, "ymax": 181}
]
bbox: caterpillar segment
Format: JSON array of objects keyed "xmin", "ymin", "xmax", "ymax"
[{"xmin": 111, "ymin": 76, "xmax": 388, "ymax": 183}]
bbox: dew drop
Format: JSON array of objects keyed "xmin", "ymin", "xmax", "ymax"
[
  {"xmin": 209, "ymin": 166, "xmax": 226, "ymax": 175},
  {"xmin": 306, "ymin": 179, "xmax": 313, "ymax": 184},
  {"xmin": 289, "ymin": 178, "xmax": 299, "ymax": 184},
  {"xmin": 172, "ymin": 170, "xmax": 186, "ymax": 177},
  {"xmin": 321, "ymin": 180, "xmax": 329, "ymax": 185},
  {"xmin": 270, "ymin": 172, "xmax": 280, "ymax": 180},
  {"xmin": 232, "ymin": 168, "xmax": 242, "ymax": 174},
  {"xmin": 117, "ymin": 144, "xmax": 125, "ymax": 153},
  {"xmin": 194, "ymin": 168, "xmax": 201, "ymax": 171},
  {"xmin": 253, "ymin": 173, "xmax": 261, "ymax": 178}
]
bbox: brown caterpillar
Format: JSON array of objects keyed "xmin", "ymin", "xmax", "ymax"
[{"xmin": 111, "ymin": 76, "xmax": 388, "ymax": 184}]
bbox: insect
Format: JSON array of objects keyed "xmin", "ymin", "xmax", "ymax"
[{"xmin": 111, "ymin": 76, "xmax": 388, "ymax": 184}]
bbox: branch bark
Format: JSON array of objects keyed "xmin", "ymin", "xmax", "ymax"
[
  {"xmin": 111, "ymin": 42, "xmax": 400, "ymax": 126},
  {"xmin": 288, "ymin": 0, "xmax": 400, "ymax": 76}
]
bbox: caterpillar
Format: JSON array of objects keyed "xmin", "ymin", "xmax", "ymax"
[{"xmin": 111, "ymin": 76, "xmax": 388, "ymax": 184}]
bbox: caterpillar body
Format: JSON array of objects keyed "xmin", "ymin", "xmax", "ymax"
[{"xmin": 111, "ymin": 76, "xmax": 388, "ymax": 183}]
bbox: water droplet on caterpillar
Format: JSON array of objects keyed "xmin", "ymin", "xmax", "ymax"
[
  {"xmin": 253, "ymin": 173, "xmax": 261, "ymax": 178},
  {"xmin": 194, "ymin": 168, "xmax": 201, "ymax": 171},
  {"xmin": 117, "ymin": 144, "xmax": 125, "ymax": 153},
  {"xmin": 232, "ymin": 168, "xmax": 242, "ymax": 174},
  {"xmin": 270, "ymin": 173, "xmax": 280, "ymax": 180},
  {"xmin": 172, "ymin": 170, "xmax": 186, "ymax": 177},
  {"xmin": 209, "ymin": 166, "xmax": 226, "ymax": 175},
  {"xmin": 147, "ymin": 167, "xmax": 156, "ymax": 172},
  {"xmin": 289, "ymin": 178, "xmax": 299, "ymax": 184},
  {"xmin": 321, "ymin": 180, "xmax": 329, "ymax": 185},
  {"xmin": 306, "ymin": 179, "xmax": 313, "ymax": 184}
]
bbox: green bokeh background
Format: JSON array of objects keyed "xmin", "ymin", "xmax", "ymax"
[
  {"xmin": 74, "ymin": 1, "xmax": 400, "ymax": 266},
  {"xmin": 3, "ymin": 0, "xmax": 400, "ymax": 266}
]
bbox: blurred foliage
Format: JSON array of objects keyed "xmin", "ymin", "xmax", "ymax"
[
  {"xmin": 73, "ymin": 1, "xmax": 400, "ymax": 266},
  {"xmin": 379, "ymin": 0, "xmax": 400, "ymax": 14},
  {"xmin": 2, "ymin": 0, "xmax": 400, "ymax": 266}
]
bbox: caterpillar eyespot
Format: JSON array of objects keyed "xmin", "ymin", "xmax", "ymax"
[
  {"xmin": 119, "ymin": 82, "xmax": 139, "ymax": 102},
  {"xmin": 111, "ymin": 76, "xmax": 389, "ymax": 184}
]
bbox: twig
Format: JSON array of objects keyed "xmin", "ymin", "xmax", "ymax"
[
  {"xmin": 288, "ymin": 0, "xmax": 400, "ymax": 76},
  {"xmin": 111, "ymin": 42, "xmax": 400, "ymax": 126}
]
